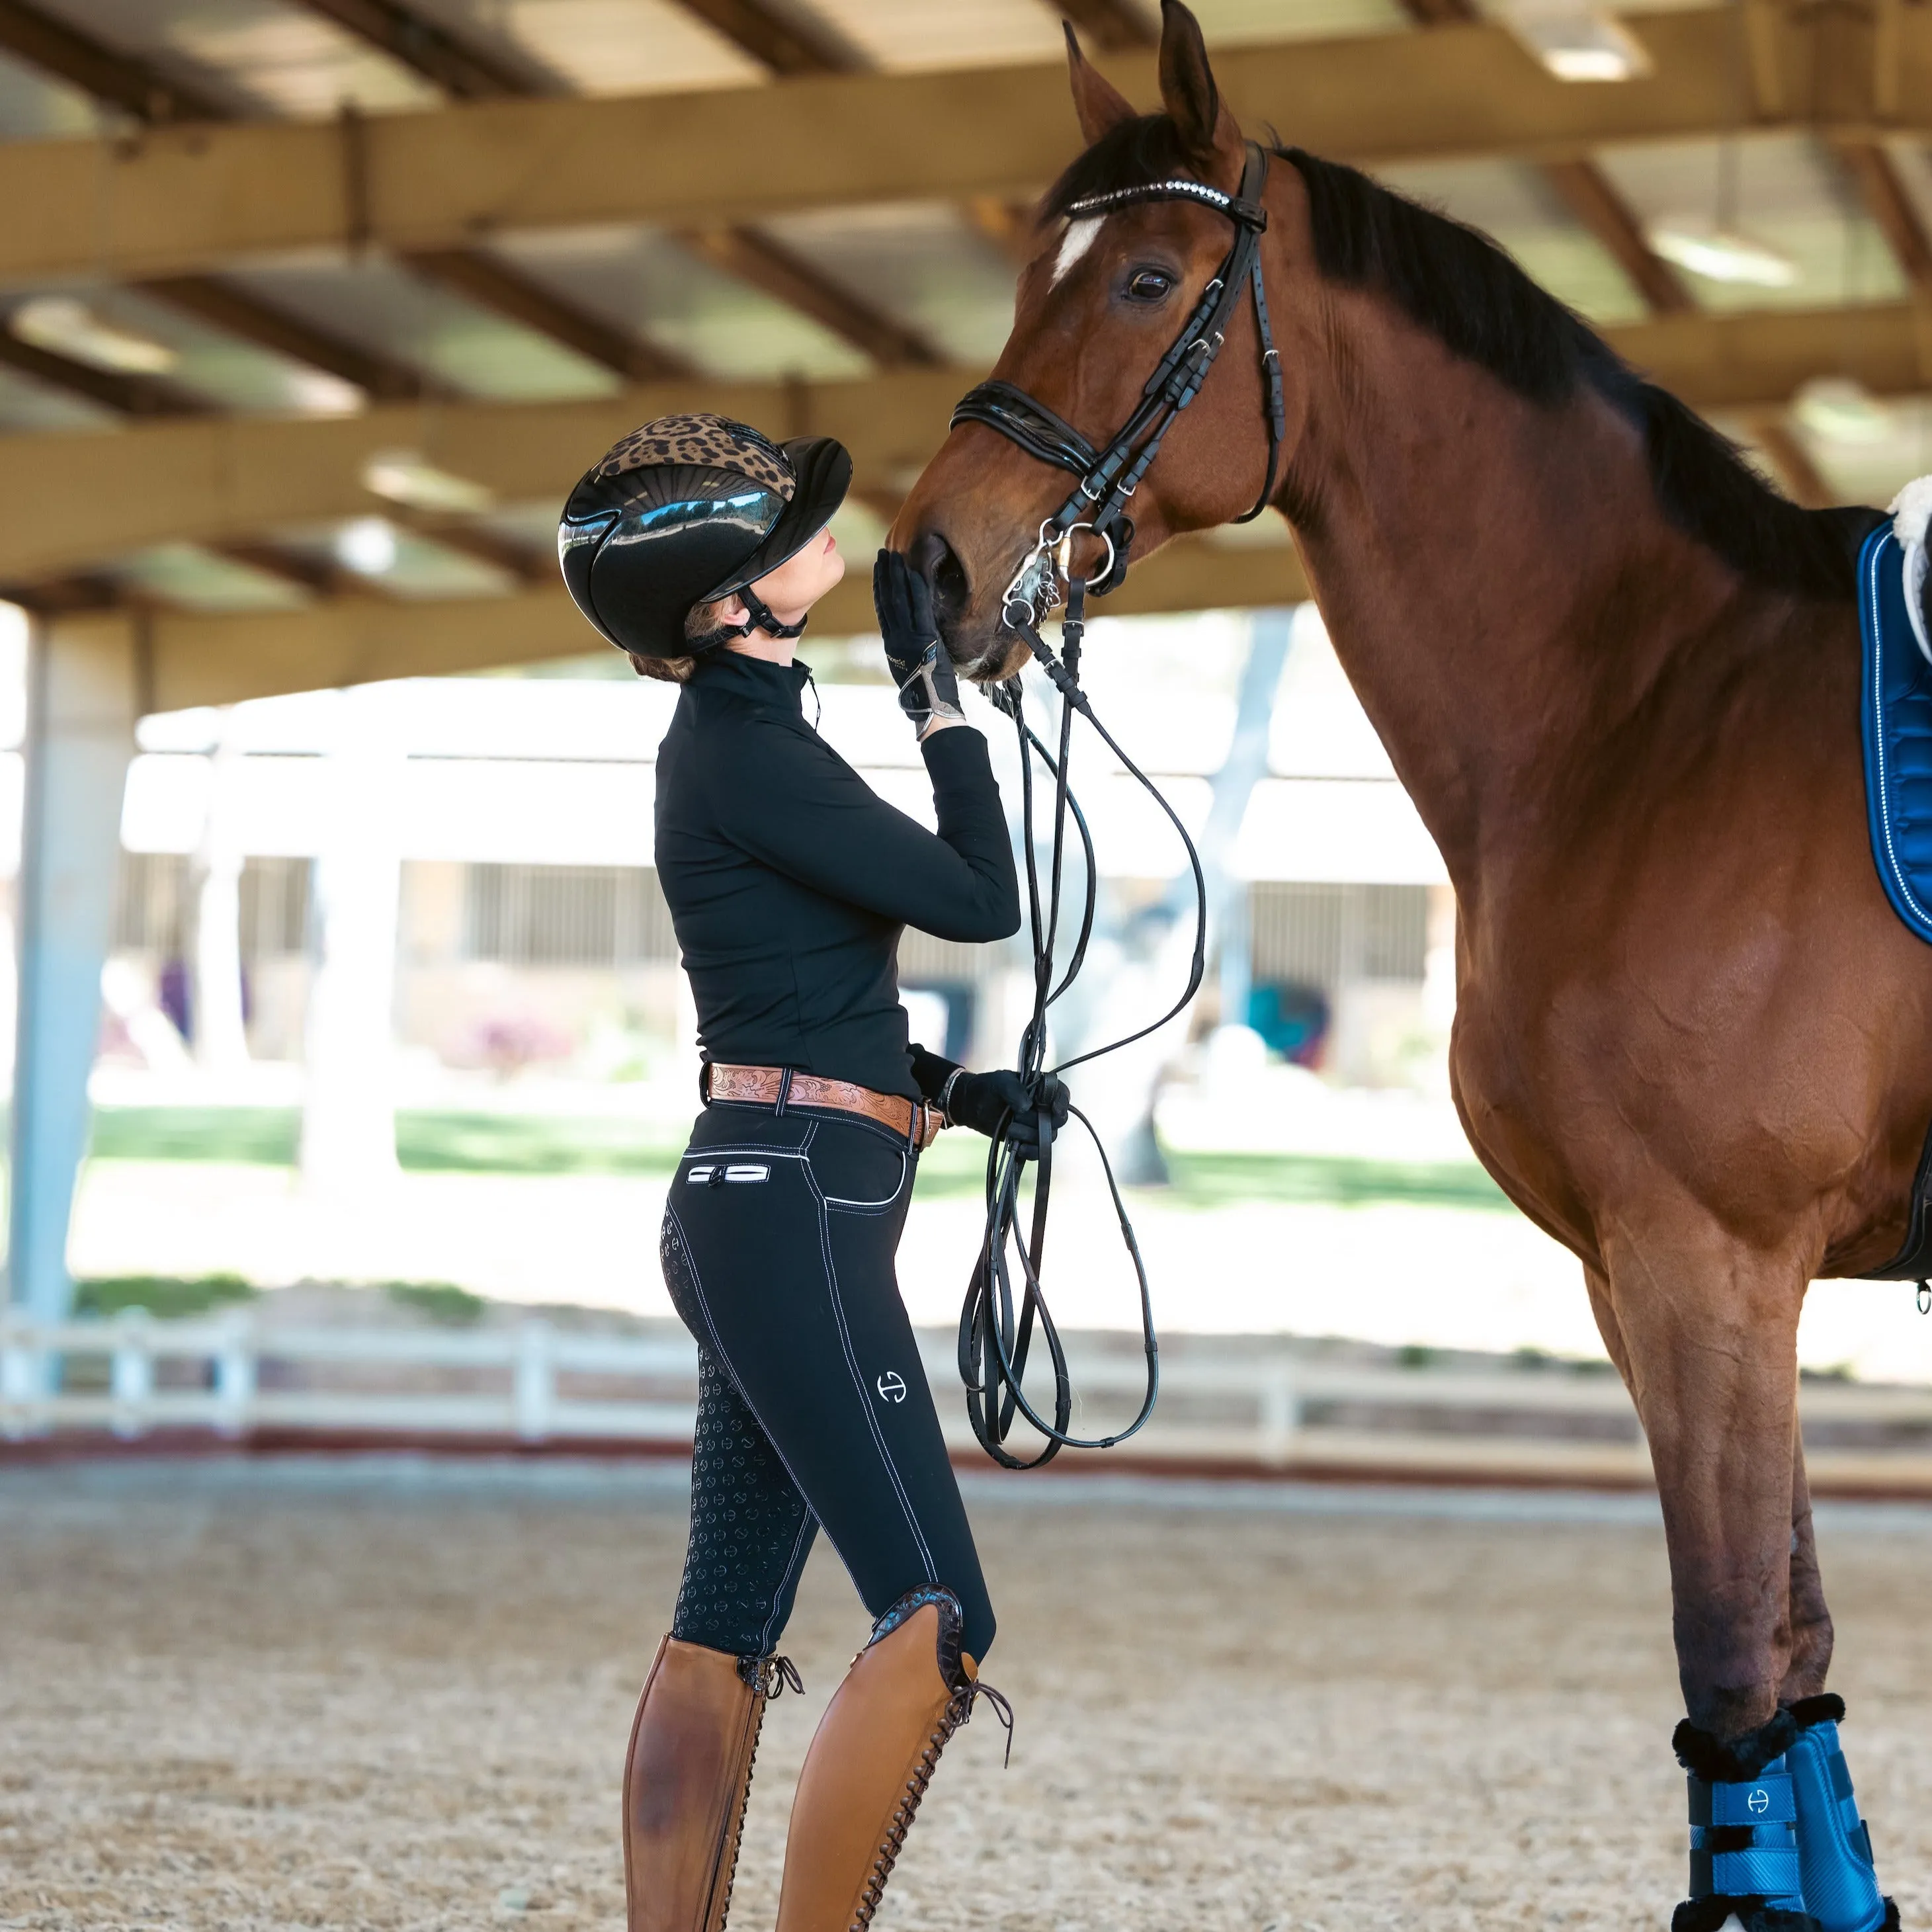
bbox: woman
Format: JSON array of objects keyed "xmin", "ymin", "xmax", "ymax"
[{"xmin": 559, "ymin": 413, "xmax": 1056, "ymax": 1932}]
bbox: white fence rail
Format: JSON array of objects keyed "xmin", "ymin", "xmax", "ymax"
[{"xmin": 5, "ymin": 1313, "xmax": 1932, "ymax": 1488}]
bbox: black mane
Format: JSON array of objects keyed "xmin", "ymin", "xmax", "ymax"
[{"xmin": 1042, "ymin": 119, "xmax": 1878, "ymax": 602}]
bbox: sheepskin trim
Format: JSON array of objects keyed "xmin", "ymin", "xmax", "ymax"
[
  {"xmin": 1674, "ymin": 1710, "xmax": 1798, "ymax": 1782},
  {"xmin": 1786, "ymin": 1694, "xmax": 1847, "ymax": 1729},
  {"xmin": 1673, "ymin": 1902, "xmax": 1822, "ymax": 1932},
  {"xmin": 1893, "ymin": 476, "xmax": 1932, "ymax": 548}
]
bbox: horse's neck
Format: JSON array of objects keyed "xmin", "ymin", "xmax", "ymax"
[{"xmin": 1283, "ymin": 298, "xmax": 1741, "ymax": 893}]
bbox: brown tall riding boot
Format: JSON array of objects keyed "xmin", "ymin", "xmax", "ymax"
[
  {"xmin": 622, "ymin": 1635, "xmax": 799, "ymax": 1932},
  {"xmin": 775, "ymin": 1587, "xmax": 1010, "ymax": 1932}
]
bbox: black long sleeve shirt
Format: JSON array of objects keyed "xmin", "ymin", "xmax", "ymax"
[{"xmin": 654, "ymin": 650, "xmax": 1021, "ymax": 1101}]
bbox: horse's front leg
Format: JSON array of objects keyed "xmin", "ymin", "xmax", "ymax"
[
  {"xmin": 1596, "ymin": 1213, "xmax": 1890, "ymax": 1932},
  {"xmin": 1784, "ymin": 1430, "xmax": 1831, "ymax": 1706},
  {"xmin": 1598, "ymin": 1210, "xmax": 1805, "ymax": 1732}
]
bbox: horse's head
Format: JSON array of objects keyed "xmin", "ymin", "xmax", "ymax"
[{"xmin": 896, "ymin": 1, "xmax": 1302, "ymax": 679}]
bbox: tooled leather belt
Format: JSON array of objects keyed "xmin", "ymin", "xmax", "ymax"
[{"xmin": 704, "ymin": 1062, "xmax": 944, "ymax": 1151}]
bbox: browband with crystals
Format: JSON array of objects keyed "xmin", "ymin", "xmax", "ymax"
[{"xmin": 1062, "ymin": 177, "xmax": 1257, "ymax": 224}]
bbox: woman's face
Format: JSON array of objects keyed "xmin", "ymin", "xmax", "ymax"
[{"xmin": 747, "ymin": 523, "xmax": 845, "ymax": 621}]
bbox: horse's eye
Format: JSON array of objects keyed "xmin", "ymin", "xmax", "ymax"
[{"xmin": 1125, "ymin": 269, "xmax": 1174, "ymax": 303}]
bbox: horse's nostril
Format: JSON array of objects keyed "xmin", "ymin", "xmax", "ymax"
[{"xmin": 910, "ymin": 528, "xmax": 970, "ymax": 623}]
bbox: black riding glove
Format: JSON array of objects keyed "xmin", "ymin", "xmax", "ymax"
[
  {"xmin": 945, "ymin": 1068, "xmax": 1070, "ymax": 1151},
  {"xmin": 874, "ymin": 550, "xmax": 966, "ymax": 739}
]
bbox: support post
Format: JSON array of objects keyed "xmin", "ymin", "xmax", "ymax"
[
  {"xmin": 9, "ymin": 610, "xmax": 140, "ymax": 1339},
  {"xmin": 515, "ymin": 1316, "xmax": 553, "ymax": 1442},
  {"xmin": 190, "ymin": 708, "xmax": 250, "ymax": 1071},
  {"xmin": 299, "ymin": 685, "xmax": 403, "ymax": 1197}
]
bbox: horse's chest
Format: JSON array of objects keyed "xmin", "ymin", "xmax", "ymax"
[{"xmin": 1447, "ymin": 976, "xmax": 1601, "ymax": 1263}]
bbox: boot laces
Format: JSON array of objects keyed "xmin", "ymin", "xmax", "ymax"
[{"xmin": 952, "ymin": 1676, "xmax": 1015, "ymax": 1767}]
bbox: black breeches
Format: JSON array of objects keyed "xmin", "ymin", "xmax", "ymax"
[{"xmin": 659, "ymin": 1101, "xmax": 995, "ymax": 1665}]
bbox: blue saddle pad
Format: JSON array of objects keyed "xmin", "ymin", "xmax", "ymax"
[{"xmin": 1859, "ymin": 523, "xmax": 1932, "ymax": 945}]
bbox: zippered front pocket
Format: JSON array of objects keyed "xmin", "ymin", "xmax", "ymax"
[{"xmin": 687, "ymin": 1163, "xmax": 771, "ymax": 1185}]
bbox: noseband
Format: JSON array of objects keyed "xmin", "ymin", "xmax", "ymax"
[{"xmin": 951, "ymin": 140, "xmax": 1284, "ymax": 628}]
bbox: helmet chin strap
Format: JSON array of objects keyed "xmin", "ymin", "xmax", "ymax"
[{"xmin": 691, "ymin": 583, "xmax": 810, "ymax": 649}]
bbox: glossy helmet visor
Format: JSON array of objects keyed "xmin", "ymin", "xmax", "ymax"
[{"xmin": 558, "ymin": 414, "xmax": 852, "ymax": 659}]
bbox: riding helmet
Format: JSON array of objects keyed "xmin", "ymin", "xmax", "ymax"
[{"xmin": 557, "ymin": 413, "xmax": 852, "ymax": 659}]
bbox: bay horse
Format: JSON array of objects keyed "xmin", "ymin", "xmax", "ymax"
[{"xmin": 895, "ymin": 3, "xmax": 1922, "ymax": 1925}]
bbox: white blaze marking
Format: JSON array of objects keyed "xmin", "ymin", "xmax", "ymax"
[{"xmin": 1051, "ymin": 216, "xmax": 1104, "ymax": 288}]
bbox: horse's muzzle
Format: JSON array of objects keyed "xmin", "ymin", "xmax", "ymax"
[{"xmin": 906, "ymin": 525, "xmax": 1018, "ymax": 681}]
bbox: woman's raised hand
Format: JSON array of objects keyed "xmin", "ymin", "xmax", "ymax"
[{"xmin": 873, "ymin": 550, "xmax": 966, "ymax": 739}]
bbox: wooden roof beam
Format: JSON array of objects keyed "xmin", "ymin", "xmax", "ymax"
[
  {"xmin": 0, "ymin": 301, "xmax": 1923, "ymax": 586},
  {"xmin": 0, "ymin": 1, "xmax": 679, "ymax": 390},
  {"xmin": 1051, "ymin": 0, "xmax": 1158, "ymax": 51},
  {"xmin": 0, "ymin": 329, "xmax": 210, "ymax": 417},
  {"xmin": 665, "ymin": 0, "xmax": 861, "ymax": 75},
  {"xmin": 1742, "ymin": 412, "xmax": 1835, "ymax": 506},
  {"xmin": 0, "ymin": 0, "xmax": 226, "ymax": 124},
  {"xmin": 135, "ymin": 532, "xmax": 1303, "ymax": 710},
  {"xmin": 1389, "ymin": 0, "xmax": 1692, "ymax": 315},
  {"xmin": 676, "ymin": 225, "xmax": 939, "ymax": 368},
  {"xmin": 287, "ymin": 0, "xmax": 539, "ymax": 100},
  {"xmin": 136, "ymin": 274, "xmax": 425, "ymax": 401},
  {"xmin": 1537, "ymin": 157, "xmax": 1694, "ymax": 314},
  {"xmin": 0, "ymin": 8, "xmax": 1856, "ymax": 287},
  {"xmin": 1831, "ymin": 138, "xmax": 1932, "ymax": 296},
  {"xmin": 399, "ymin": 247, "xmax": 693, "ymax": 382}
]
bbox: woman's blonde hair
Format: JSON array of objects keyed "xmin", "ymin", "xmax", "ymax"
[{"xmin": 628, "ymin": 594, "xmax": 741, "ymax": 683}]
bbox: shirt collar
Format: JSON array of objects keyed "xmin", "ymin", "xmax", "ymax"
[{"xmin": 691, "ymin": 649, "xmax": 812, "ymax": 712}]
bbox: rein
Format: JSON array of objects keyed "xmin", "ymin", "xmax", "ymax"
[
  {"xmin": 946, "ymin": 144, "xmax": 1282, "ymax": 1469},
  {"xmin": 958, "ymin": 569, "xmax": 1206, "ymax": 1468}
]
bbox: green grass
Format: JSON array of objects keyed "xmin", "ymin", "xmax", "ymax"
[
  {"xmin": 73, "ymin": 1273, "xmax": 257, "ymax": 1320},
  {"xmin": 83, "ymin": 1105, "xmax": 1513, "ymax": 1212},
  {"xmin": 384, "ymin": 1281, "xmax": 487, "ymax": 1325}
]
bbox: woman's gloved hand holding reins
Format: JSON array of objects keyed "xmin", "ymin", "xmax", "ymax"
[
  {"xmin": 874, "ymin": 550, "xmax": 966, "ymax": 740},
  {"xmin": 910, "ymin": 1044, "xmax": 1070, "ymax": 1152}
]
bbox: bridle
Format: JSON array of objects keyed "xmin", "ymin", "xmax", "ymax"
[
  {"xmin": 941, "ymin": 146, "xmax": 1285, "ymax": 1470},
  {"xmin": 950, "ymin": 140, "xmax": 1284, "ymax": 631}
]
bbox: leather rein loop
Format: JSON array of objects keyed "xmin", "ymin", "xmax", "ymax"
[
  {"xmin": 950, "ymin": 142, "xmax": 1285, "ymax": 624},
  {"xmin": 956, "ymin": 571, "xmax": 1207, "ymax": 1470}
]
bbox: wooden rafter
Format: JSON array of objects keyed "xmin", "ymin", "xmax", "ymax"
[
  {"xmin": 1052, "ymin": 0, "xmax": 1158, "ymax": 51},
  {"xmin": 1389, "ymin": 0, "xmax": 1691, "ymax": 317},
  {"xmin": 1831, "ymin": 139, "xmax": 1932, "ymax": 296},
  {"xmin": 136, "ymin": 276, "xmax": 424, "ymax": 402},
  {"xmin": 1538, "ymin": 158, "xmax": 1693, "ymax": 315},
  {"xmin": 0, "ymin": 9, "xmax": 1875, "ymax": 286},
  {"xmin": 0, "ymin": 1, "xmax": 680, "ymax": 393},
  {"xmin": 399, "ymin": 247, "xmax": 693, "ymax": 382},
  {"xmin": 386, "ymin": 509, "xmax": 551, "ymax": 585},
  {"xmin": 0, "ymin": 0, "xmax": 226, "ymax": 123},
  {"xmin": 676, "ymin": 226, "xmax": 939, "ymax": 368},
  {"xmin": 203, "ymin": 538, "xmax": 364, "ymax": 600},
  {"xmin": 288, "ymin": 0, "xmax": 539, "ymax": 100},
  {"xmin": 0, "ymin": 330, "xmax": 208, "ymax": 418},
  {"xmin": 667, "ymin": 0, "xmax": 861, "ymax": 75},
  {"xmin": 962, "ymin": 195, "xmax": 1040, "ymax": 265},
  {"xmin": 128, "ymin": 534, "xmax": 1304, "ymax": 711},
  {"xmin": 0, "ymin": 300, "xmax": 1919, "ymax": 588},
  {"xmin": 1744, "ymin": 413, "xmax": 1834, "ymax": 507}
]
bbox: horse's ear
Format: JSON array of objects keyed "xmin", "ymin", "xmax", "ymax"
[
  {"xmin": 1065, "ymin": 21, "xmax": 1136, "ymax": 147},
  {"xmin": 1157, "ymin": 0, "xmax": 1241, "ymax": 161}
]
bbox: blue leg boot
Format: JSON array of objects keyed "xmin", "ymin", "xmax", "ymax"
[
  {"xmin": 1672, "ymin": 1712, "xmax": 1820, "ymax": 1932},
  {"xmin": 1788, "ymin": 1697, "xmax": 1898, "ymax": 1932}
]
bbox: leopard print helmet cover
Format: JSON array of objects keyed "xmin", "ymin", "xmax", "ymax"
[{"xmin": 594, "ymin": 415, "xmax": 796, "ymax": 501}]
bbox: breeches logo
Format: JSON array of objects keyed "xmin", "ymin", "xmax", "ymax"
[{"xmin": 876, "ymin": 1372, "xmax": 907, "ymax": 1404}]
